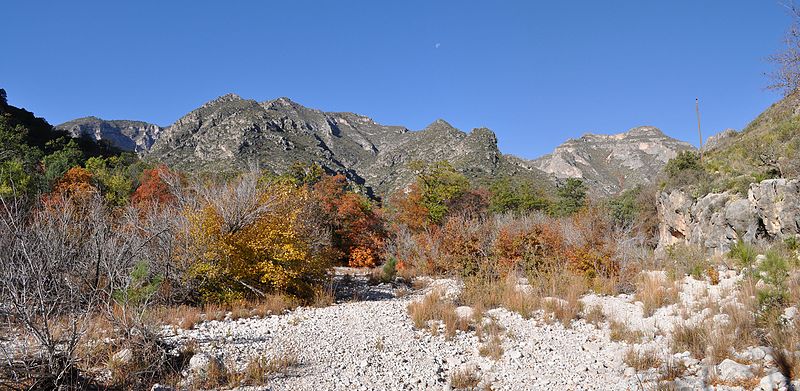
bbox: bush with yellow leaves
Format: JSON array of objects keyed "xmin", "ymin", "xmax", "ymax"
[{"xmin": 183, "ymin": 172, "xmax": 334, "ymax": 302}]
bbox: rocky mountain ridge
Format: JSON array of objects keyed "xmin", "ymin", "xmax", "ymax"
[
  {"xmin": 532, "ymin": 126, "xmax": 695, "ymax": 195},
  {"xmin": 57, "ymin": 94, "xmax": 693, "ymax": 197},
  {"xmin": 56, "ymin": 116, "xmax": 163, "ymax": 153}
]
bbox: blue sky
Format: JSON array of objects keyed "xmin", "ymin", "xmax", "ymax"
[{"xmin": 0, "ymin": 1, "xmax": 790, "ymax": 158}]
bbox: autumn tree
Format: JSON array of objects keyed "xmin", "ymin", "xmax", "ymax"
[
  {"xmin": 184, "ymin": 172, "xmax": 333, "ymax": 302},
  {"xmin": 131, "ymin": 164, "xmax": 177, "ymax": 208},
  {"xmin": 312, "ymin": 174, "xmax": 386, "ymax": 267}
]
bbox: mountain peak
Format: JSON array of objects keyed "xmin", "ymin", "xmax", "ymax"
[
  {"xmin": 624, "ymin": 126, "xmax": 664, "ymax": 137},
  {"xmin": 424, "ymin": 119, "xmax": 457, "ymax": 132},
  {"xmin": 201, "ymin": 93, "xmax": 243, "ymax": 108}
]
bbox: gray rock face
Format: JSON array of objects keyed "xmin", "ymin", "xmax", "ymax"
[
  {"xmin": 656, "ymin": 179, "xmax": 800, "ymax": 255},
  {"xmin": 531, "ymin": 126, "xmax": 694, "ymax": 195},
  {"xmin": 56, "ymin": 116, "xmax": 162, "ymax": 153}
]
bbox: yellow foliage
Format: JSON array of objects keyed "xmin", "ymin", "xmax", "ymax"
[{"xmin": 185, "ymin": 181, "xmax": 331, "ymax": 302}]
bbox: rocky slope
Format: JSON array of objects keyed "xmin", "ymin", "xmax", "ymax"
[
  {"xmin": 531, "ymin": 126, "xmax": 695, "ymax": 196},
  {"xmin": 656, "ymin": 178, "xmax": 800, "ymax": 255},
  {"xmin": 56, "ymin": 116, "xmax": 162, "ymax": 153}
]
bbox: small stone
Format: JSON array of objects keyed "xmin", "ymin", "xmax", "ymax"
[
  {"xmin": 508, "ymin": 350, "xmax": 523, "ymax": 360},
  {"xmin": 111, "ymin": 348, "xmax": 132, "ymax": 365},
  {"xmin": 455, "ymin": 306, "xmax": 475, "ymax": 320},
  {"xmin": 784, "ymin": 306, "xmax": 798, "ymax": 322}
]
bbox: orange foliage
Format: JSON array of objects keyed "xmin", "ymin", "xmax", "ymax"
[
  {"xmin": 131, "ymin": 165, "xmax": 176, "ymax": 207},
  {"xmin": 389, "ymin": 184, "xmax": 429, "ymax": 233},
  {"xmin": 312, "ymin": 174, "xmax": 386, "ymax": 268},
  {"xmin": 42, "ymin": 167, "xmax": 98, "ymax": 208}
]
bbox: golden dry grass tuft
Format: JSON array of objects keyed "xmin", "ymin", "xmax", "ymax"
[
  {"xmin": 583, "ymin": 305, "xmax": 606, "ymax": 326},
  {"xmin": 623, "ymin": 348, "xmax": 662, "ymax": 371},
  {"xmin": 635, "ymin": 273, "xmax": 680, "ymax": 317},
  {"xmin": 449, "ymin": 367, "xmax": 481, "ymax": 390},
  {"xmin": 240, "ymin": 353, "xmax": 300, "ymax": 385},
  {"xmin": 609, "ymin": 320, "xmax": 643, "ymax": 344}
]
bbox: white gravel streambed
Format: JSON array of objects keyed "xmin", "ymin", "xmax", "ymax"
[{"xmin": 164, "ymin": 277, "xmax": 638, "ymax": 390}]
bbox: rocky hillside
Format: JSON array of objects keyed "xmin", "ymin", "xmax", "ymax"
[
  {"xmin": 531, "ymin": 126, "xmax": 695, "ymax": 196},
  {"xmin": 56, "ymin": 116, "xmax": 162, "ymax": 153}
]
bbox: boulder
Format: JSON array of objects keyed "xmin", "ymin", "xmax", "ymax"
[
  {"xmin": 758, "ymin": 371, "xmax": 786, "ymax": 390},
  {"xmin": 188, "ymin": 352, "xmax": 221, "ymax": 374},
  {"xmin": 716, "ymin": 358, "xmax": 753, "ymax": 382}
]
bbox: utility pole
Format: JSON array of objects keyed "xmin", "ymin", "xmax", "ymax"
[{"xmin": 696, "ymin": 97, "xmax": 703, "ymax": 161}]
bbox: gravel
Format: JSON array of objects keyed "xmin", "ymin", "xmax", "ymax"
[{"xmin": 164, "ymin": 276, "xmax": 637, "ymax": 390}]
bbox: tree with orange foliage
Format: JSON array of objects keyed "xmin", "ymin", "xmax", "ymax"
[
  {"xmin": 43, "ymin": 166, "xmax": 98, "ymax": 206},
  {"xmin": 312, "ymin": 174, "xmax": 386, "ymax": 268},
  {"xmin": 131, "ymin": 165, "xmax": 176, "ymax": 208}
]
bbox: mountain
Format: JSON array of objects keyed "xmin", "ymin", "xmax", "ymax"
[
  {"xmin": 140, "ymin": 94, "xmax": 553, "ymax": 197},
  {"xmin": 56, "ymin": 117, "xmax": 162, "ymax": 153},
  {"xmin": 531, "ymin": 126, "xmax": 695, "ymax": 195},
  {"xmin": 57, "ymin": 93, "xmax": 693, "ymax": 198}
]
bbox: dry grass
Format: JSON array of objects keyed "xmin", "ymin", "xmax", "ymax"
[
  {"xmin": 583, "ymin": 305, "xmax": 606, "ymax": 326},
  {"xmin": 450, "ymin": 367, "xmax": 481, "ymax": 390},
  {"xmin": 408, "ymin": 290, "xmax": 447, "ymax": 329},
  {"xmin": 635, "ymin": 273, "xmax": 680, "ymax": 317},
  {"xmin": 460, "ymin": 275, "xmax": 537, "ymax": 319},
  {"xmin": 476, "ymin": 317, "xmax": 505, "ymax": 360},
  {"xmin": 313, "ymin": 284, "xmax": 335, "ymax": 307},
  {"xmin": 623, "ymin": 348, "xmax": 662, "ymax": 371},
  {"xmin": 441, "ymin": 305, "xmax": 471, "ymax": 339},
  {"xmin": 407, "ymin": 290, "xmax": 468, "ymax": 339},
  {"xmin": 670, "ymin": 321, "xmax": 708, "ymax": 359},
  {"xmin": 660, "ymin": 358, "xmax": 686, "ymax": 381},
  {"xmin": 609, "ymin": 320, "xmax": 643, "ymax": 344},
  {"xmin": 240, "ymin": 353, "xmax": 299, "ymax": 385},
  {"xmin": 478, "ymin": 335, "xmax": 504, "ymax": 360}
]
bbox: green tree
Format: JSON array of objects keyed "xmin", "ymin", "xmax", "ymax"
[
  {"xmin": 488, "ymin": 177, "xmax": 551, "ymax": 214},
  {"xmin": 42, "ymin": 138, "xmax": 84, "ymax": 183},
  {"xmin": 411, "ymin": 161, "xmax": 470, "ymax": 224},
  {"xmin": 85, "ymin": 155, "xmax": 137, "ymax": 206},
  {"xmin": 553, "ymin": 178, "xmax": 586, "ymax": 216}
]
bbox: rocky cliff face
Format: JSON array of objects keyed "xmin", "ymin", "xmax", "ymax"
[
  {"xmin": 656, "ymin": 179, "xmax": 800, "ymax": 255},
  {"xmin": 56, "ymin": 117, "xmax": 162, "ymax": 153},
  {"xmin": 532, "ymin": 126, "xmax": 694, "ymax": 195}
]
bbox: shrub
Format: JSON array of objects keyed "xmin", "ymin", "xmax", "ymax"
[
  {"xmin": 728, "ymin": 240, "xmax": 757, "ymax": 268},
  {"xmin": 183, "ymin": 173, "xmax": 333, "ymax": 302}
]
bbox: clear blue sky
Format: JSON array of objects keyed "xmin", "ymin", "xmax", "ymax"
[{"xmin": 0, "ymin": 1, "xmax": 790, "ymax": 158}]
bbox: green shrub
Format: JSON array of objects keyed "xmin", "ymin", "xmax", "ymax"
[
  {"xmin": 728, "ymin": 240, "xmax": 757, "ymax": 269},
  {"xmin": 381, "ymin": 257, "xmax": 398, "ymax": 283}
]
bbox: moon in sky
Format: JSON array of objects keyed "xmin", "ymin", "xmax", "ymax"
[{"xmin": 435, "ymin": 43, "xmax": 441, "ymax": 49}]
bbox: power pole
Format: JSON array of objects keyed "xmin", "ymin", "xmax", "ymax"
[{"xmin": 696, "ymin": 97, "xmax": 703, "ymax": 161}]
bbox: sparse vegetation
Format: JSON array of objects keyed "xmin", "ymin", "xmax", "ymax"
[{"xmin": 449, "ymin": 367, "xmax": 481, "ymax": 390}]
